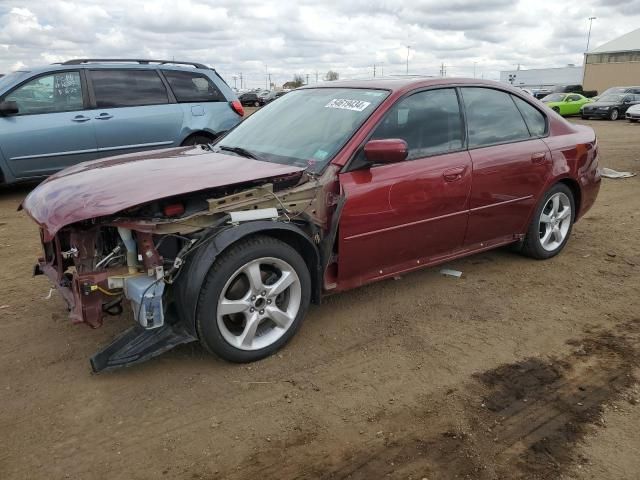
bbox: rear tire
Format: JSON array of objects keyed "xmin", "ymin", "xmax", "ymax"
[
  {"xmin": 581, "ymin": 115, "xmax": 589, "ymax": 120},
  {"xmin": 521, "ymin": 184, "xmax": 575, "ymax": 260},
  {"xmin": 196, "ymin": 235, "xmax": 311, "ymax": 363},
  {"xmin": 254, "ymin": 101, "xmax": 260, "ymax": 107}
]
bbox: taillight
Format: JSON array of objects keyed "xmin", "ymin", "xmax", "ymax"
[
  {"xmin": 230, "ymin": 100, "xmax": 244, "ymax": 117},
  {"xmin": 163, "ymin": 203, "xmax": 185, "ymax": 217}
]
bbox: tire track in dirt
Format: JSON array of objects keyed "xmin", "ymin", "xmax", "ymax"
[{"xmin": 227, "ymin": 319, "xmax": 640, "ymax": 479}]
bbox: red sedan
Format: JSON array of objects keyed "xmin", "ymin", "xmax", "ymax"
[{"xmin": 22, "ymin": 78, "xmax": 600, "ymax": 371}]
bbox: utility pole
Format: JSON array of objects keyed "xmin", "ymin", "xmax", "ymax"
[
  {"xmin": 586, "ymin": 16, "xmax": 597, "ymax": 52},
  {"xmin": 406, "ymin": 45, "xmax": 411, "ymax": 75},
  {"xmin": 306, "ymin": 73, "xmax": 309, "ymax": 85},
  {"xmin": 373, "ymin": 64, "xmax": 376, "ymax": 78},
  {"xmin": 239, "ymin": 73, "xmax": 243, "ymax": 89},
  {"xmin": 268, "ymin": 73, "xmax": 272, "ymax": 89},
  {"xmin": 315, "ymin": 71, "xmax": 319, "ymax": 83},
  {"xmin": 265, "ymin": 65, "xmax": 268, "ymax": 90},
  {"xmin": 232, "ymin": 75, "xmax": 237, "ymax": 88},
  {"xmin": 440, "ymin": 63, "xmax": 446, "ymax": 77},
  {"xmin": 473, "ymin": 62, "xmax": 477, "ymax": 79}
]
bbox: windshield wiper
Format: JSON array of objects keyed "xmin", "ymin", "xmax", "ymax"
[{"xmin": 216, "ymin": 145, "xmax": 261, "ymax": 160}]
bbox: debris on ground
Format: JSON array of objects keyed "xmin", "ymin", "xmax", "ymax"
[
  {"xmin": 600, "ymin": 167, "xmax": 636, "ymax": 179},
  {"xmin": 440, "ymin": 268, "xmax": 463, "ymax": 278}
]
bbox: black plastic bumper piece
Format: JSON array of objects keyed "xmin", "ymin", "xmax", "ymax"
[{"xmin": 90, "ymin": 322, "xmax": 196, "ymax": 373}]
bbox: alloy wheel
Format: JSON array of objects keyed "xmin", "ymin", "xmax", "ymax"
[
  {"xmin": 216, "ymin": 257, "xmax": 302, "ymax": 351},
  {"xmin": 538, "ymin": 192, "xmax": 572, "ymax": 252}
]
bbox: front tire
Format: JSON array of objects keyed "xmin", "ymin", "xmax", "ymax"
[
  {"xmin": 196, "ymin": 235, "xmax": 311, "ymax": 362},
  {"xmin": 609, "ymin": 108, "xmax": 619, "ymax": 120},
  {"xmin": 521, "ymin": 184, "xmax": 575, "ymax": 260},
  {"xmin": 254, "ymin": 101, "xmax": 260, "ymax": 107}
]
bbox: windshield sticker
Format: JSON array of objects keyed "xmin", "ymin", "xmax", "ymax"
[{"xmin": 325, "ymin": 98, "xmax": 371, "ymax": 112}]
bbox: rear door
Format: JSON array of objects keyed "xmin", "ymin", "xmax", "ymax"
[
  {"xmin": 0, "ymin": 70, "xmax": 97, "ymax": 178},
  {"xmin": 87, "ymin": 69, "xmax": 183, "ymax": 157},
  {"xmin": 460, "ymin": 87, "xmax": 552, "ymax": 246},
  {"xmin": 338, "ymin": 88, "xmax": 472, "ymax": 288}
]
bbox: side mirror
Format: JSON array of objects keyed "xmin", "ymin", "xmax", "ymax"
[
  {"xmin": 363, "ymin": 139, "xmax": 408, "ymax": 164},
  {"xmin": 0, "ymin": 100, "xmax": 18, "ymax": 116}
]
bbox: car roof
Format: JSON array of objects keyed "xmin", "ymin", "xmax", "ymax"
[
  {"xmin": 8, "ymin": 61, "xmax": 216, "ymax": 76},
  {"xmin": 300, "ymin": 77, "xmax": 519, "ymax": 95}
]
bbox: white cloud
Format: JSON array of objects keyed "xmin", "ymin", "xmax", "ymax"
[{"xmin": 0, "ymin": 0, "xmax": 638, "ymax": 86}]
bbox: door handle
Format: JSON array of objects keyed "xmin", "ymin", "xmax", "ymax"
[
  {"xmin": 531, "ymin": 152, "xmax": 547, "ymax": 164},
  {"xmin": 95, "ymin": 113, "xmax": 113, "ymax": 120},
  {"xmin": 71, "ymin": 115, "xmax": 91, "ymax": 123},
  {"xmin": 443, "ymin": 166, "xmax": 467, "ymax": 182}
]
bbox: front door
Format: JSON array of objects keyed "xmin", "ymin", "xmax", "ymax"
[
  {"xmin": 459, "ymin": 87, "xmax": 552, "ymax": 246},
  {"xmin": 338, "ymin": 88, "xmax": 472, "ymax": 289},
  {"xmin": 87, "ymin": 69, "xmax": 184, "ymax": 157},
  {"xmin": 0, "ymin": 70, "xmax": 97, "ymax": 178}
]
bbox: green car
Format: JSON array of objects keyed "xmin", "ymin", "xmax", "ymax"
[{"xmin": 541, "ymin": 93, "xmax": 592, "ymax": 116}]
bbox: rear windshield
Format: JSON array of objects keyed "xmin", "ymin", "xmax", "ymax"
[{"xmin": 217, "ymin": 88, "xmax": 389, "ymax": 174}]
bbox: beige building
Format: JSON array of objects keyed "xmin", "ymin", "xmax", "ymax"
[{"xmin": 583, "ymin": 28, "xmax": 640, "ymax": 93}]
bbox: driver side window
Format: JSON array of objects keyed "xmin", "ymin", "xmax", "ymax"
[
  {"xmin": 371, "ymin": 88, "xmax": 464, "ymax": 159},
  {"xmin": 5, "ymin": 72, "xmax": 84, "ymax": 115}
]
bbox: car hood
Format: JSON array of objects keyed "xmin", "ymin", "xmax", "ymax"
[{"xmin": 22, "ymin": 146, "xmax": 304, "ymax": 240}]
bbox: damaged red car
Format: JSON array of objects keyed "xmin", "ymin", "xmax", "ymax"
[{"xmin": 21, "ymin": 79, "xmax": 601, "ymax": 372}]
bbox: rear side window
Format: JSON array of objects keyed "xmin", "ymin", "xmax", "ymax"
[
  {"xmin": 512, "ymin": 96, "xmax": 547, "ymax": 137},
  {"xmin": 372, "ymin": 88, "xmax": 463, "ymax": 159},
  {"xmin": 162, "ymin": 70, "xmax": 223, "ymax": 102},
  {"xmin": 90, "ymin": 70, "xmax": 168, "ymax": 108},
  {"xmin": 461, "ymin": 87, "xmax": 531, "ymax": 148}
]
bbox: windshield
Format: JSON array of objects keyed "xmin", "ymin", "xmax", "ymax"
[
  {"xmin": 599, "ymin": 94, "xmax": 623, "ymax": 103},
  {"xmin": 217, "ymin": 88, "xmax": 389, "ymax": 173},
  {"xmin": 542, "ymin": 93, "xmax": 566, "ymax": 102},
  {"xmin": 600, "ymin": 87, "xmax": 625, "ymax": 97},
  {"xmin": 0, "ymin": 71, "xmax": 28, "ymax": 89}
]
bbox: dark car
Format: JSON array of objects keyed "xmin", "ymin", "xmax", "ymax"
[
  {"xmin": 552, "ymin": 84, "xmax": 598, "ymax": 98},
  {"xmin": 581, "ymin": 93, "xmax": 640, "ymax": 120},
  {"xmin": 22, "ymin": 78, "xmax": 600, "ymax": 372},
  {"xmin": 264, "ymin": 90, "xmax": 289, "ymax": 103},
  {"xmin": 239, "ymin": 92, "xmax": 265, "ymax": 107},
  {"xmin": 597, "ymin": 86, "xmax": 640, "ymax": 99}
]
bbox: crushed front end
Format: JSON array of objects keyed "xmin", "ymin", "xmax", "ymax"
[{"xmin": 25, "ymin": 163, "xmax": 339, "ymax": 373}]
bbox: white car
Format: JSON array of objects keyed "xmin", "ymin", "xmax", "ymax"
[{"xmin": 625, "ymin": 103, "xmax": 640, "ymax": 122}]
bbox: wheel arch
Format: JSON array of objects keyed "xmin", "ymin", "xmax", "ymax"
[
  {"xmin": 557, "ymin": 177, "xmax": 582, "ymax": 220},
  {"xmin": 173, "ymin": 221, "xmax": 321, "ymax": 337},
  {"xmin": 180, "ymin": 130, "xmax": 218, "ymax": 146}
]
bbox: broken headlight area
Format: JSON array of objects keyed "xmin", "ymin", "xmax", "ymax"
[{"xmin": 36, "ymin": 225, "xmax": 183, "ymax": 327}]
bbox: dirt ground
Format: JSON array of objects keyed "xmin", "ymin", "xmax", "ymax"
[{"xmin": 1, "ymin": 119, "xmax": 639, "ymax": 480}]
